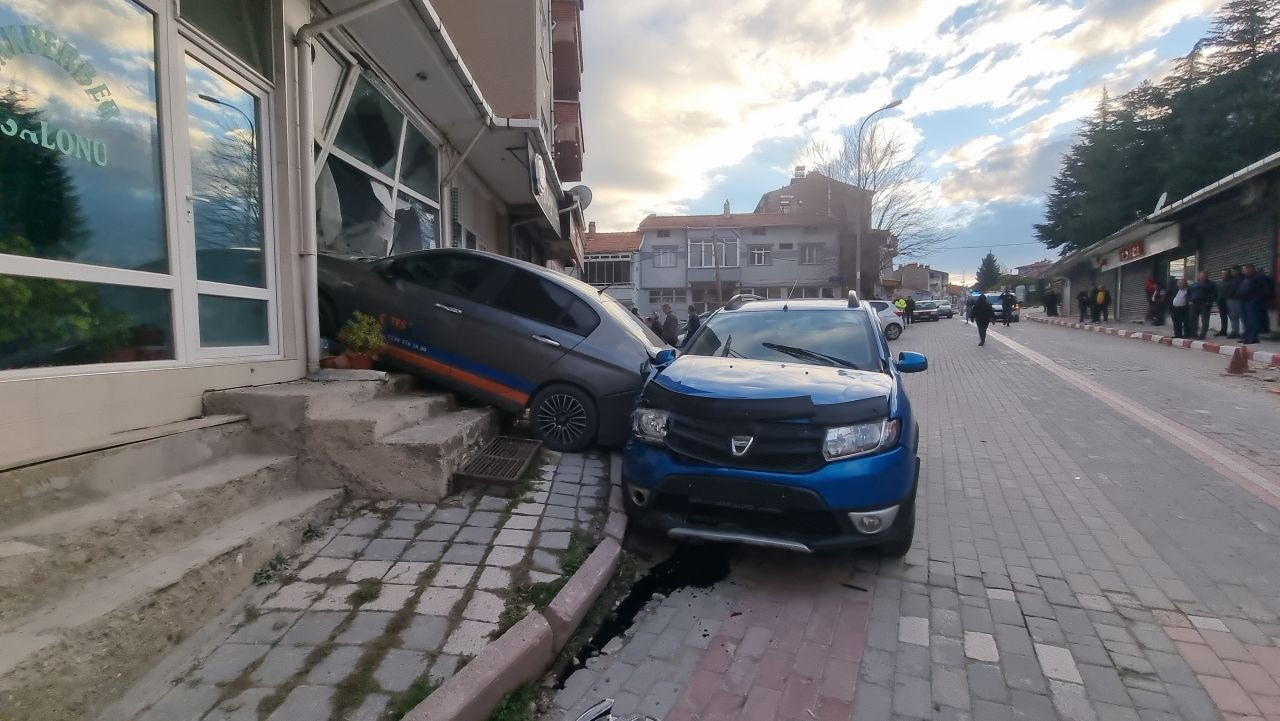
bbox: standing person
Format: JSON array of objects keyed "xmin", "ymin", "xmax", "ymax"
[
  {"xmin": 1077, "ymin": 289, "xmax": 1090, "ymax": 323},
  {"xmin": 904, "ymin": 296, "xmax": 916, "ymax": 326},
  {"xmin": 1090, "ymin": 286, "xmax": 1103, "ymax": 323},
  {"xmin": 999, "ymin": 289, "xmax": 1015, "ymax": 327},
  {"xmin": 1145, "ymin": 276, "xmax": 1158, "ymax": 322},
  {"xmin": 1240, "ymin": 263, "xmax": 1274, "ymax": 345},
  {"xmin": 1188, "ymin": 271, "xmax": 1218, "ymax": 340},
  {"xmin": 1215, "ymin": 269, "xmax": 1234, "ymax": 337},
  {"xmin": 972, "ymin": 293, "xmax": 995, "ymax": 346},
  {"xmin": 647, "ymin": 312, "xmax": 663, "ymax": 337},
  {"xmin": 1043, "ymin": 287, "xmax": 1058, "ymax": 317},
  {"xmin": 1151, "ymin": 282, "xmax": 1168, "ymax": 326},
  {"xmin": 684, "ymin": 304, "xmax": 701, "ymax": 345},
  {"xmin": 660, "ymin": 303, "xmax": 680, "ymax": 346},
  {"xmin": 1170, "ymin": 279, "xmax": 1190, "ymax": 339},
  {"xmin": 1224, "ymin": 266, "xmax": 1244, "ymax": 338}
]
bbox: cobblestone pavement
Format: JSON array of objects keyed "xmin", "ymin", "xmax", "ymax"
[
  {"xmin": 545, "ymin": 319, "xmax": 1280, "ymax": 721},
  {"xmin": 133, "ymin": 451, "xmax": 610, "ymax": 721}
]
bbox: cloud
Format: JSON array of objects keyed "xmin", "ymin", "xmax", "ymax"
[
  {"xmin": 938, "ymin": 135, "xmax": 1072, "ymax": 205},
  {"xmin": 579, "ymin": 0, "xmax": 1222, "ymax": 231}
]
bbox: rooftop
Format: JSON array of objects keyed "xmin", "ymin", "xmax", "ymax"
[
  {"xmin": 584, "ymin": 230, "xmax": 642, "ymax": 253},
  {"xmin": 638, "ymin": 212, "xmax": 841, "ymax": 230}
]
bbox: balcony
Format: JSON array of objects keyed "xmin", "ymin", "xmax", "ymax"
[
  {"xmin": 554, "ymin": 100, "xmax": 583, "ymax": 182},
  {"xmin": 552, "ymin": 0, "xmax": 582, "ymax": 100}
]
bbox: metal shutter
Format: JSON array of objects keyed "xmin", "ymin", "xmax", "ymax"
[
  {"xmin": 1200, "ymin": 214, "xmax": 1272, "ymax": 278},
  {"xmin": 1119, "ymin": 261, "xmax": 1151, "ymax": 322}
]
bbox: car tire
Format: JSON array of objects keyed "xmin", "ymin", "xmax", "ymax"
[
  {"xmin": 885, "ymin": 323, "xmax": 902, "ymax": 340},
  {"xmin": 878, "ymin": 500, "xmax": 916, "ymax": 557},
  {"xmin": 530, "ymin": 383, "xmax": 598, "ymax": 453}
]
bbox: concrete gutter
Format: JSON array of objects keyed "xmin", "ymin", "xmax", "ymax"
[{"xmin": 405, "ymin": 453, "xmax": 630, "ymax": 721}]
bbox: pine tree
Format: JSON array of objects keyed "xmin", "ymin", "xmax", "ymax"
[{"xmin": 976, "ymin": 253, "xmax": 1002, "ymax": 290}]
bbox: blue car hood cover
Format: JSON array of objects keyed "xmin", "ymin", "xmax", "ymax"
[{"xmin": 646, "ymin": 356, "xmax": 892, "ymax": 423}]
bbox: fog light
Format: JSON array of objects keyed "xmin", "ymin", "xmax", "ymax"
[
  {"xmin": 630, "ymin": 486, "xmax": 652, "ymax": 507},
  {"xmin": 849, "ymin": 505, "xmax": 899, "ymax": 535}
]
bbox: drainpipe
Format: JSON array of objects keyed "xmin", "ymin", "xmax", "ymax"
[{"xmin": 295, "ymin": 0, "xmax": 406, "ymax": 373}]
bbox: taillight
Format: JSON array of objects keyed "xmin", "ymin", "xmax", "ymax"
[{"xmin": 895, "ymin": 311, "xmax": 903, "ymax": 317}]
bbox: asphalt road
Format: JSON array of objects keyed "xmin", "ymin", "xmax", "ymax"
[{"xmin": 544, "ymin": 316, "xmax": 1280, "ymax": 721}]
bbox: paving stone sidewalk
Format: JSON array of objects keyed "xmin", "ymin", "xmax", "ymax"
[
  {"xmin": 543, "ymin": 320, "xmax": 1280, "ymax": 721},
  {"xmin": 134, "ymin": 450, "xmax": 610, "ymax": 721}
]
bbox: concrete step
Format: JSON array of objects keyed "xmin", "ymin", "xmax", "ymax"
[
  {"xmin": 203, "ymin": 374, "xmax": 421, "ymax": 433},
  {"xmin": 0, "ymin": 415, "xmax": 250, "ymax": 530},
  {"xmin": 306, "ymin": 393, "xmax": 455, "ymax": 444},
  {"xmin": 0, "ymin": 488, "xmax": 343, "ymax": 721},
  {"xmin": 0, "ymin": 453, "xmax": 296, "ymax": 624},
  {"xmin": 308, "ymin": 408, "xmax": 500, "ymax": 502}
]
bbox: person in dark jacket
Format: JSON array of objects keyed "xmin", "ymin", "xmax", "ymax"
[
  {"xmin": 1215, "ymin": 269, "xmax": 1233, "ymax": 337},
  {"xmin": 1043, "ymin": 287, "xmax": 1059, "ymax": 317},
  {"xmin": 1151, "ymin": 283, "xmax": 1168, "ymax": 326},
  {"xmin": 999, "ymin": 290, "xmax": 1015, "ymax": 327},
  {"xmin": 1240, "ymin": 264, "xmax": 1275, "ymax": 344},
  {"xmin": 1224, "ymin": 266, "xmax": 1243, "ymax": 338},
  {"xmin": 972, "ymin": 294, "xmax": 995, "ymax": 346},
  {"xmin": 684, "ymin": 304, "xmax": 701, "ymax": 345},
  {"xmin": 1099, "ymin": 286, "xmax": 1112, "ymax": 322},
  {"xmin": 904, "ymin": 296, "xmax": 916, "ymax": 325},
  {"xmin": 1187, "ymin": 271, "xmax": 1218, "ymax": 340},
  {"xmin": 647, "ymin": 312, "xmax": 663, "ymax": 337},
  {"xmin": 1077, "ymin": 290, "xmax": 1090, "ymax": 323},
  {"xmin": 660, "ymin": 304, "xmax": 680, "ymax": 346}
]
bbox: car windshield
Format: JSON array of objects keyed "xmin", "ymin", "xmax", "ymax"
[
  {"xmin": 917, "ymin": 301, "xmax": 937, "ymax": 309},
  {"xmin": 683, "ymin": 309, "xmax": 882, "ymax": 372}
]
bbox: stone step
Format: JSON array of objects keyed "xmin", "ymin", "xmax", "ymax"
[
  {"xmin": 203, "ymin": 374, "xmax": 421, "ymax": 433},
  {"xmin": 0, "ymin": 415, "xmax": 251, "ymax": 530},
  {"xmin": 306, "ymin": 393, "xmax": 455, "ymax": 444},
  {"xmin": 307, "ymin": 408, "xmax": 500, "ymax": 502},
  {"xmin": 0, "ymin": 453, "xmax": 296, "ymax": 624},
  {"xmin": 0, "ymin": 488, "xmax": 343, "ymax": 721}
]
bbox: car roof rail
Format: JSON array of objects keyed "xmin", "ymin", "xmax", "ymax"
[
  {"xmin": 847, "ymin": 290, "xmax": 860, "ymax": 308},
  {"xmin": 723, "ymin": 293, "xmax": 763, "ymax": 311}
]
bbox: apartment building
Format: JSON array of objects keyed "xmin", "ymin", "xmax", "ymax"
[
  {"xmin": 631, "ymin": 205, "xmax": 844, "ymax": 316},
  {"xmin": 583, "ymin": 222, "xmax": 641, "ymax": 306},
  {"xmin": 0, "ymin": 0, "xmax": 585, "ymax": 467}
]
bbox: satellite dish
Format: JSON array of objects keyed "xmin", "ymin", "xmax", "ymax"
[
  {"xmin": 1153, "ymin": 191, "xmax": 1168, "ymax": 213},
  {"xmin": 568, "ymin": 185, "xmax": 593, "ymax": 211}
]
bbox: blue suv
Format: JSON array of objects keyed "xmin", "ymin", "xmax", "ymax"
[{"xmin": 623, "ymin": 294, "xmax": 928, "ymax": 556}]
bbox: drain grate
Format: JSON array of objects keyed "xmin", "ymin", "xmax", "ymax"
[{"xmin": 453, "ymin": 436, "xmax": 542, "ymax": 489}]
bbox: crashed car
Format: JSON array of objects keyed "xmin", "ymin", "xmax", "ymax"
[
  {"xmin": 318, "ymin": 248, "xmax": 667, "ymax": 451},
  {"xmin": 623, "ymin": 293, "xmax": 927, "ymax": 555}
]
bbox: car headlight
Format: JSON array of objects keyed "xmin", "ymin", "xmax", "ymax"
[
  {"xmin": 632, "ymin": 408, "xmax": 670, "ymax": 443},
  {"xmin": 823, "ymin": 419, "xmax": 900, "ymax": 460}
]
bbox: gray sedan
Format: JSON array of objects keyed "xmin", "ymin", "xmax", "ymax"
[{"xmin": 318, "ymin": 249, "xmax": 667, "ymax": 451}]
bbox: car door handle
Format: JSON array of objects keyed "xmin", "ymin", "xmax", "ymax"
[
  {"xmin": 434, "ymin": 303, "xmax": 462, "ymax": 315},
  {"xmin": 531, "ymin": 334, "xmax": 561, "ymax": 348}
]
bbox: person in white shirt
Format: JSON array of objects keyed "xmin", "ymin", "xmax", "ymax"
[{"xmin": 1170, "ymin": 278, "xmax": 1190, "ymax": 339}]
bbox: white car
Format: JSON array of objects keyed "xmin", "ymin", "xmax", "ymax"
[{"xmin": 867, "ymin": 300, "xmax": 904, "ymax": 340}]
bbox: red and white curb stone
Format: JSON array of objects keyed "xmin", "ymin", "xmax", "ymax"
[{"xmin": 1029, "ymin": 316, "xmax": 1280, "ymax": 366}]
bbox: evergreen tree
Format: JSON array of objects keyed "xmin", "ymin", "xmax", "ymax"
[{"xmin": 976, "ymin": 252, "xmax": 1002, "ymax": 290}]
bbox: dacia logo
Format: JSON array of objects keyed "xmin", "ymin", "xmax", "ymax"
[{"xmin": 729, "ymin": 436, "xmax": 754, "ymax": 456}]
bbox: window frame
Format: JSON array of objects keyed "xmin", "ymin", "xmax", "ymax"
[
  {"xmin": 652, "ymin": 246, "xmax": 678, "ymax": 268},
  {"xmin": 800, "ymin": 244, "xmax": 822, "ymax": 265},
  {"xmin": 749, "ymin": 245, "xmax": 771, "ymax": 266},
  {"xmin": 688, "ymin": 239, "xmax": 715, "ymax": 269},
  {"xmin": 656, "ymin": 229, "xmax": 671, "ymax": 238},
  {"xmin": 720, "ymin": 238, "xmax": 740, "ymax": 268}
]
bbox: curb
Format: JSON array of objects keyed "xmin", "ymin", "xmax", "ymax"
[
  {"xmin": 1029, "ymin": 316, "xmax": 1280, "ymax": 366},
  {"xmin": 407, "ymin": 453, "xmax": 629, "ymax": 721}
]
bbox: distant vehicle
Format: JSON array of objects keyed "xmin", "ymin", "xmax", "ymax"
[
  {"xmin": 317, "ymin": 249, "xmax": 668, "ymax": 451},
  {"xmin": 985, "ymin": 293, "xmax": 1021, "ymax": 322},
  {"xmin": 937, "ymin": 302, "xmax": 954, "ymax": 319},
  {"xmin": 867, "ymin": 300, "xmax": 904, "ymax": 340},
  {"xmin": 911, "ymin": 300, "xmax": 941, "ymax": 322}
]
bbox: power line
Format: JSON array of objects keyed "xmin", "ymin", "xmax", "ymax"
[{"xmin": 941, "ymin": 242, "xmax": 1044, "ymax": 249}]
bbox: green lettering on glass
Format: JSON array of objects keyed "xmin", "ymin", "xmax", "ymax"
[
  {"xmin": 0, "ymin": 111, "xmax": 108, "ymax": 167},
  {"xmin": 0, "ymin": 25, "xmax": 110, "ymax": 114}
]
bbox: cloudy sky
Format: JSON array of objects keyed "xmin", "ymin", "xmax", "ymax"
[{"xmin": 577, "ymin": 0, "xmax": 1223, "ymax": 281}]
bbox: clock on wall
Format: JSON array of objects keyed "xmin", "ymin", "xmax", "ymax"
[{"xmin": 533, "ymin": 154, "xmax": 548, "ymax": 196}]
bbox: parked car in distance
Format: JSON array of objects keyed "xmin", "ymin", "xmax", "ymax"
[
  {"xmin": 985, "ymin": 293, "xmax": 1021, "ymax": 322},
  {"xmin": 624, "ymin": 293, "xmax": 927, "ymax": 556},
  {"xmin": 911, "ymin": 300, "xmax": 941, "ymax": 322},
  {"xmin": 937, "ymin": 302, "xmax": 954, "ymax": 319},
  {"xmin": 318, "ymin": 249, "xmax": 668, "ymax": 452},
  {"xmin": 867, "ymin": 300, "xmax": 904, "ymax": 340}
]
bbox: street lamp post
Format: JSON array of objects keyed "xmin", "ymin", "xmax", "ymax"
[
  {"xmin": 198, "ymin": 93, "xmax": 257, "ymax": 142},
  {"xmin": 853, "ymin": 99, "xmax": 901, "ymax": 298}
]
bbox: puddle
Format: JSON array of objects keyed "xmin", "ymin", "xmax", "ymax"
[{"xmin": 555, "ymin": 543, "xmax": 733, "ymax": 687}]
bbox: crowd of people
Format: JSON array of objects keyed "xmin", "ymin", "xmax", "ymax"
[
  {"xmin": 1075, "ymin": 285, "xmax": 1113, "ymax": 323},
  {"xmin": 964, "ymin": 290, "xmax": 1017, "ymax": 346},
  {"xmin": 1151, "ymin": 264, "xmax": 1274, "ymax": 343}
]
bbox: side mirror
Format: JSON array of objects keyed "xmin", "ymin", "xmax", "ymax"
[
  {"xmin": 653, "ymin": 348, "xmax": 678, "ymax": 368},
  {"xmin": 895, "ymin": 351, "xmax": 928, "ymax": 373}
]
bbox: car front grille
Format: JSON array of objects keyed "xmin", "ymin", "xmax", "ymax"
[
  {"xmin": 653, "ymin": 475, "xmax": 844, "ymax": 538},
  {"xmin": 665, "ymin": 415, "xmax": 827, "ymax": 473}
]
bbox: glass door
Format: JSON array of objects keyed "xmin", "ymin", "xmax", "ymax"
[{"xmin": 171, "ymin": 40, "xmax": 277, "ymax": 357}]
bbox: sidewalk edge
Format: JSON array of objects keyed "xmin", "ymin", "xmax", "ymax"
[{"xmin": 1029, "ymin": 316, "xmax": 1280, "ymax": 366}]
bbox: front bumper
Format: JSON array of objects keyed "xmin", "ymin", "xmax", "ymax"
[
  {"xmin": 595, "ymin": 389, "xmax": 641, "ymax": 448},
  {"xmin": 622, "ymin": 441, "xmax": 919, "ymax": 552}
]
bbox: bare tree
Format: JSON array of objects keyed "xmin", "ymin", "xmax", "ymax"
[
  {"xmin": 801, "ymin": 122, "xmax": 954, "ymax": 273},
  {"xmin": 193, "ymin": 121, "xmax": 261, "ymax": 248}
]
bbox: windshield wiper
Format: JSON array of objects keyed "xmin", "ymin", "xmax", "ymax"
[
  {"xmin": 719, "ymin": 335, "xmax": 746, "ymax": 359},
  {"xmin": 762, "ymin": 342, "xmax": 859, "ymax": 369}
]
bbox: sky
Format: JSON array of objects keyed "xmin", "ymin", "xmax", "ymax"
[{"xmin": 576, "ymin": 0, "xmax": 1225, "ymax": 282}]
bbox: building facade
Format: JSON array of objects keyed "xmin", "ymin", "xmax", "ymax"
[
  {"xmin": 889, "ymin": 263, "xmax": 949, "ymax": 298},
  {"xmin": 1044, "ymin": 151, "xmax": 1279, "ymax": 324},
  {"xmin": 632, "ymin": 210, "xmax": 843, "ymax": 316},
  {"xmin": 0, "ymin": 0, "xmax": 587, "ymax": 468},
  {"xmin": 582, "ymin": 222, "xmax": 640, "ymax": 306}
]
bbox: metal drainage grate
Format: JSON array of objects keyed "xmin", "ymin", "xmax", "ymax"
[{"xmin": 453, "ymin": 436, "xmax": 542, "ymax": 489}]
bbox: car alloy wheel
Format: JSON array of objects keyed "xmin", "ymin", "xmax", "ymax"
[
  {"xmin": 531, "ymin": 384, "xmax": 598, "ymax": 452},
  {"xmin": 885, "ymin": 323, "xmax": 902, "ymax": 340}
]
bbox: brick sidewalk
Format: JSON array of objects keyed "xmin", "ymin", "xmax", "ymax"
[
  {"xmin": 544, "ymin": 320, "xmax": 1280, "ymax": 721},
  {"xmin": 132, "ymin": 452, "xmax": 610, "ymax": 721}
]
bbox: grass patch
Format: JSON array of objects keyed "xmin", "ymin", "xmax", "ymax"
[
  {"xmin": 386, "ymin": 676, "xmax": 438, "ymax": 720},
  {"xmin": 332, "ymin": 589, "xmax": 422, "ymax": 719},
  {"xmin": 486, "ymin": 683, "xmax": 540, "ymax": 721},
  {"xmin": 558, "ymin": 528, "xmax": 595, "ymax": 577},
  {"xmin": 553, "ymin": 549, "xmax": 643, "ymax": 671},
  {"xmin": 243, "ymin": 605, "xmax": 259, "ymax": 623},
  {"xmin": 301, "ymin": 523, "xmax": 323, "ymax": 542},
  {"xmin": 495, "ymin": 527, "xmax": 599, "ymax": 636},
  {"xmin": 252, "ymin": 553, "xmax": 290, "ymax": 586},
  {"xmin": 348, "ymin": 579, "xmax": 382, "ymax": 607}
]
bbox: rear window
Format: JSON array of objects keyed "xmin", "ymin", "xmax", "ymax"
[
  {"xmin": 917, "ymin": 301, "xmax": 937, "ymax": 309},
  {"xmin": 492, "ymin": 270, "xmax": 600, "ymax": 336},
  {"xmin": 684, "ymin": 309, "xmax": 882, "ymax": 372}
]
